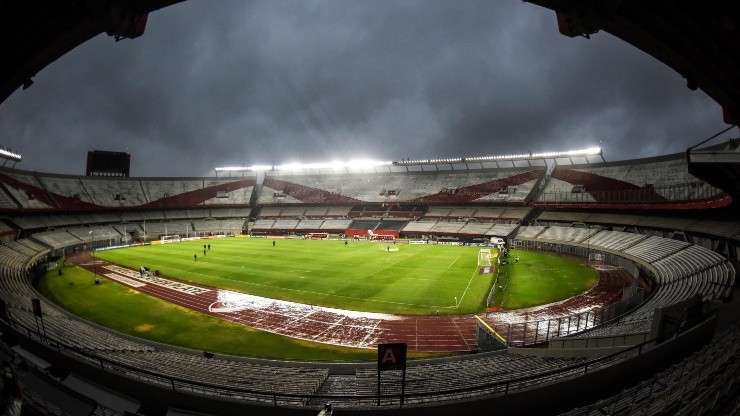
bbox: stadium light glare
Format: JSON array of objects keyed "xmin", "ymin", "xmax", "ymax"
[
  {"xmin": 272, "ymin": 159, "xmax": 392, "ymax": 171},
  {"xmin": 249, "ymin": 164, "xmax": 274, "ymax": 171},
  {"xmin": 394, "ymin": 147, "xmax": 602, "ymax": 165},
  {"xmin": 349, "ymin": 159, "xmax": 393, "ymax": 169},
  {"xmin": 215, "ymin": 147, "xmax": 603, "ymax": 172},
  {"xmin": 215, "ymin": 164, "xmax": 273, "ymax": 172},
  {"xmin": 0, "ymin": 147, "xmax": 22, "ymax": 162}
]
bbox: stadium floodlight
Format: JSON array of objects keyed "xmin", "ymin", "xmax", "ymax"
[
  {"xmin": 0, "ymin": 147, "xmax": 22, "ymax": 163},
  {"xmin": 273, "ymin": 159, "xmax": 392, "ymax": 171},
  {"xmin": 215, "ymin": 164, "xmax": 273, "ymax": 172},
  {"xmin": 215, "ymin": 147, "xmax": 603, "ymax": 172},
  {"xmin": 394, "ymin": 147, "xmax": 602, "ymax": 165},
  {"xmin": 216, "ymin": 159, "xmax": 393, "ymax": 173},
  {"xmin": 529, "ymin": 147, "xmax": 602, "ymax": 159}
]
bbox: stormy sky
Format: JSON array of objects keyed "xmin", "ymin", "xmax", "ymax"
[{"xmin": 0, "ymin": 0, "xmax": 733, "ymax": 177}]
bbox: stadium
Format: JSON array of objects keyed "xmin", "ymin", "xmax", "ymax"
[{"xmin": 1, "ymin": 1, "xmax": 739, "ymax": 416}]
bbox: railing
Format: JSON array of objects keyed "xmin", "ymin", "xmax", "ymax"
[
  {"xmin": 500, "ymin": 289, "xmax": 644, "ymax": 347},
  {"xmin": 563, "ymin": 323, "xmax": 739, "ymax": 416},
  {"xmin": 486, "ymin": 241, "xmax": 647, "ymax": 346}
]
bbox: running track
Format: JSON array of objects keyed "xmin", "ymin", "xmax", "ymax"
[{"xmin": 70, "ymin": 253, "xmax": 631, "ymax": 352}]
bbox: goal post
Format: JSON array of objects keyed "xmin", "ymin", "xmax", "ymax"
[
  {"xmin": 478, "ymin": 249, "xmax": 492, "ymax": 267},
  {"xmin": 161, "ymin": 235, "xmax": 181, "ymax": 244}
]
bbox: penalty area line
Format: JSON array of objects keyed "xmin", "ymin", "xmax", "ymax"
[
  {"xmin": 455, "ymin": 267, "xmax": 480, "ymax": 308},
  {"xmin": 447, "ymin": 255, "xmax": 461, "ymax": 269}
]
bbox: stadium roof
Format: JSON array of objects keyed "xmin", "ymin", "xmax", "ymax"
[
  {"xmin": 528, "ymin": 0, "xmax": 740, "ymax": 126},
  {"xmin": 0, "ymin": 0, "xmax": 182, "ymax": 106}
]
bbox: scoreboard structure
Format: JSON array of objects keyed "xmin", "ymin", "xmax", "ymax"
[{"xmin": 86, "ymin": 150, "xmax": 130, "ymax": 177}]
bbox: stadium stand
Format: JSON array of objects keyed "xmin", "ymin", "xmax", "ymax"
[
  {"xmin": 76, "ymin": 212, "xmax": 122, "ymax": 224},
  {"xmin": 515, "ymin": 226, "xmax": 736, "ymax": 339},
  {"xmin": 319, "ymin": 218, "xmax": 353, "ymax": 231},
  {"xmin": 272, "ymin": 219, "xmax": 299, "ymax": 231},
  {"xmin": 374, "ymin": 220, "xmax": 408, "ymax": 231},
  {"xmin": 162, "ymin": 210, "xmax": 190, "ymax": 220},
  {"xmin": 295, "ymin": 219, "xmax": 325, "ymax": 231},
  {"xmin": 80, "ymin": 178, "xmax": 149, "ymax": 207},
  {"xmin": 348, "ymin": 219, "xmax": 382, "ymax": 231},
  {"xmin": 258, "ymin": 168, "xmax": 543, "ymax": 205},
  {"xmin": 0, "ymin": 167, "xmax": 737, "ymax": 414},
  {"xmin": 561, "ymin": 323, "xmax": 740, "ymax": 416},
  {"xmin": 191, "ymin": 218, "xmax": 245, "ymax": 234},
  {"xmin": 0, "ymin": 167, "xmax": 256, "ymax": 212},
  {"xmin": 537, "ymin": 225, "xmax": 599, "ymax": 244},
  {"xmin": 472, "ymin": 206, "xmax": 507, "ymax": 219},
  {"xmin": 401, "ymin": 220, "xmax": 437, "ymax": 234},
  {"xmin": 0, "ymin": 189, "xmax": 18, "ymax": 210},
  {"xmin": 623, "ymin": 237, "xmax": 692, "ymax": 264},
  {"xmin": 486, "ymin": 222, "xmax": 519, "ymax": 237},
  {"xmin": 535, "ymin": 155, "xmax": 730, "ymax": 209},
  {"xmin": 583, "ymin": 231, "xmax": 649, "ymax": 252},
  {"xmin": 279, "ymin": 206, "xmax": 306, "ymax": 217},
  {"xmin": 31, "ymin": 230, "xmax": 84, "ymax": 250},
  {"xmin": 457, "ymin": 221, "xmax": 496, "ymax": 236},
  {"xmin": 140, "ymin": 211, "xmax": 167, "ymax": 221},
  {"xmin": 326, "ymin": 205, "xmax": 352, "ymax": 217},
  {"xmin": 251, "ymin": 218, "xmax": 275, "ymax": 231}
]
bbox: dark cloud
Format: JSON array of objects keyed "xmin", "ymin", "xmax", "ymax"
[{"xmin": 0, "ymin": 0, "xmax": 730, "ymax": 176}]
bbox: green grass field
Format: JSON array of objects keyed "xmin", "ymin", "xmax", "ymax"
[
  {"xmin": 488, "ymin": 250, "xmax": 598, "ymax": 310},
  {"xmin": 38, "ymin": 238, "xmax": 598, "ymax": 360},
  {"xmin": 94, "ymin": 238, "xmax": 494, "ymax": 315}
]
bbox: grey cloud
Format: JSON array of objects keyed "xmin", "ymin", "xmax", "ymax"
[{"xmin": 0, "ymin": 0, "xmax": 729, "ymax": 177}]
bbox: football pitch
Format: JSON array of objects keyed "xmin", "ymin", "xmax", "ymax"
[
  {"xmin": 39, "ymin": 238, "xmax": 599, "ymax": 360},
  {"xmin": 92, "ymin": 238, "xmax": 598, "ymax": 315},
  {"xmin": 93, "ymin": 238, "xmax": 493, "ymax": 315}
]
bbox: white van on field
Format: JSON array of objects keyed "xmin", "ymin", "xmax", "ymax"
[{"xmin": 489, "ymin": 237, "xmax": 505, "ymax": 248}]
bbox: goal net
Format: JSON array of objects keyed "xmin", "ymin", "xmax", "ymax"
[
  {"xmin": 161, "ymin": 235, "xmax": 181, "ymax": 244},
  {"xmin": 588, "ymin": 252, "xmax": 604, "ymax": 263},
  {"xmin": 478, "ymin": 249, "xmax": 492, "ymax": 267},
  {"xmin": 304, "ymin": 233, "xmax": 328, "ymax": 240}
]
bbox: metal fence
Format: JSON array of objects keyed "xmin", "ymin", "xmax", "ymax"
[{"xmin": 491, "ymin": 241, "xmax": 646, "ymax": 347}]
